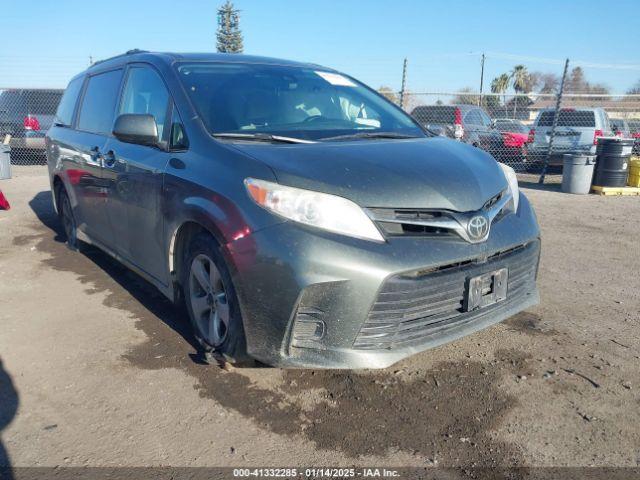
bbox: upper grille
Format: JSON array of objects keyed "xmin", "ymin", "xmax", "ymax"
[
  {"xmin": 353, "ymin": 240, "xmax": 540, "ymax": 350},
  {"xmin": 369, "ymin": 208, "xmax": 455, "ymax": 236},
  {"xmin": 367, "ymin": 190, "xmax": 508, "ymax": 239}
]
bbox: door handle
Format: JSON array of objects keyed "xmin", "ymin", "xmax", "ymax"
[{"xmin": 103, "ymin": 150, "xmax": 117, "ymax": 168}]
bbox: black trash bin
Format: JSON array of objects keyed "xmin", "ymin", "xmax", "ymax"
[{"xmin": 593, "ymin": 137, "xmax": 634, "ymax": 187}]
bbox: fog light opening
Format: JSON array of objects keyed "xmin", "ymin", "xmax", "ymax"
[{"xmin": 291, "ymin": 307, "xmax": 326, "ymax": 347}]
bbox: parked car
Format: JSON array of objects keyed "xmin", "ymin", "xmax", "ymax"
[
  {"xmin": 0, "ymin": 89, "xmax": 63, "ymax": 164},
  {"xmin": 527, "ymin": 107, "xmax": 613, "ymax": 166},
  {"xmin": 47, "ymin": 51, "xmax": 540, "ymax": 369},
  {"xmin": 610, "ymin": 118, "xmax": 631, "ymax": 138},
  {"xmin": 627, "ymin": 119, "xmax": 640, "ymax": 154},
  {"xmin": 492, "ymin": 118, "xmax": 530, "ymax": 167},
  {"xmin": 410, "ymin": 104, "xmax": 504, "ymax": 158}
]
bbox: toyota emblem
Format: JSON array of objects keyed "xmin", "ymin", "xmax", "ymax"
[{"xmin": 467, "ymin": 215, "xmax": 489, "ymax": 241}]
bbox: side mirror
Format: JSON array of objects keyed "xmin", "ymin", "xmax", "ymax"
[{"xmin": 113, "ymin": 114, "xmax": 158, "ymax": 146}]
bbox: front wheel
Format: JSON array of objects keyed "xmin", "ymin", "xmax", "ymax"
[{"xmin": 183, "ymin": 233, "xmax": 249, "ymax": 364}]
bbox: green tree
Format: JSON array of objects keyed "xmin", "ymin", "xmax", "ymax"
[
  {"xmin": 510, "ymin": 65, "xmax": 530, "ymax": 117},
  {"xmin": 491, "ymin": 73, "xmax": 510, "ymax": 116},
  {"xmin": 566, "ymin": 67, "xmax": 586, "ymax": 93},
  {"xmin": 216, "ymin": 1, "xmax": 243, "ymax": 53},
  {"xmin": 483, "ymin": 94, "xmax": 501, "ymax": 112},
  {"xmin": 452, "ymin": 88, "xmax": 480, "ymax": 106},
  {"xmin": 564, "ymin": 66, "xmax": 611, "ymax": 101}
]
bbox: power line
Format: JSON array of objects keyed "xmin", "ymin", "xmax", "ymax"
[{"xmin": 485, "ymin": 51, "xmax": 640, "ymax": 70}]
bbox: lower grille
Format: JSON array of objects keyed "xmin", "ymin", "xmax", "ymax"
[{"xmin": 353, "ymin": 240, "xmax": 540, "ymax": 350}]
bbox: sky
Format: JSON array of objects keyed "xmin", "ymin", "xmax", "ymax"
[{"xmin": 1, "ymin": 0, "xmax": 639, "ymax": 93}]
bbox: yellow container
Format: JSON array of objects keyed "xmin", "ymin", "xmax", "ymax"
[{"xmin": 629, "ymin": 158, "xmax": 640, "ymax": 187}]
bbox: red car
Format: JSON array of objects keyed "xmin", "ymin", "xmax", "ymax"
[
  {"xmin": 493, "ymin": 119, "xmax": 529, "ymax": 147},
  {"xmin": 492, "ymin": 119, "xmax": 530, "ymax": 167}
]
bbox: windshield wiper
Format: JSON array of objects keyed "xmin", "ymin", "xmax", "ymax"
[
  {"xmin": 213, "ymin": 132, "xmax": 316, "ymax": 144},
  {"xmin": 321, "ymin": 131, "xmax": 421, "ymax": 141}
]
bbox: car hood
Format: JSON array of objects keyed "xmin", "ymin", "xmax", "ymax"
[{"xmin": 231, "ymin": 137, "xmax": 507, "ymax": 211}]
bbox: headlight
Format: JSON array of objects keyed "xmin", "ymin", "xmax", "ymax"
[
  {"xmin": 244, "ymin": 178, "xmax": 385, "ymax": 242},
  {"xmin": 498, "ymin": 163, "xmax": 519, "ymax": 213}
]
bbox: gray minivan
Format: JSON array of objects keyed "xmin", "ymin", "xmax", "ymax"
[
  {"xmin": 528, "ymin": 107, "xmax": 612, "ymax": 165},
  {"xmin": 46, "ymin": 51, "xmax": 540, "ymax": 369}
]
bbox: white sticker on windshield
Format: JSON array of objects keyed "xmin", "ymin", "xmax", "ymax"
[{"xmin": 315, "ymin": 71, "xmax": 356, "ymax": 87}]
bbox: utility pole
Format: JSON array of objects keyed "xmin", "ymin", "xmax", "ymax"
[
  {"xmin": 89, "ymin": 55, "xmax": 93, "ymax": 66},
  {"xmin": 479, "ymin": 53, "xmax": 485, "ymax": 107},
  {"xmin": 399, "ymin": 58, "xmax": 408, "ymax": 109},
  {"xmin": 539, "ymin": 58, "xmax": 570, "ymax": 184}
]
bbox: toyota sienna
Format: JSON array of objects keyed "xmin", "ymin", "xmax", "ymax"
[{"xmin": 46, "ymin": 51, "xmax": 540, "ymax": 368}]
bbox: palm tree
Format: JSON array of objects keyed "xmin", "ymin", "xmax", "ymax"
[
  {"xmin": 510, "ymin": 65, "xmax": 529, "ymax": 117},
  {"xmin": 491, "ymin": 73, "xmax": 510, "ymax": 116}
]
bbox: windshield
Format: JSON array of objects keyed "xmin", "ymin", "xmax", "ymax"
[{"xmin": 176, "ymin": 62, "xmax": 424, "ymax": 141}]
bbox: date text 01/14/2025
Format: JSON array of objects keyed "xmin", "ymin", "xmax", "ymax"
[{"xmin": 232, "ymin": 468, "xmax": 401, "ymax": 478}]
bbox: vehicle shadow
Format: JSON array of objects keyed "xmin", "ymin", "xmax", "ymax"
[
  {"xmin": 25, "ymin": 190, "xmax": 528, "ymax": 471},
  {"xmin": 0, "ymin": 359, "xmax": 18, "ymax": 480},
  {"xmin": 26, "ymin": 191, "xmax": 204, "ymax": 362}
]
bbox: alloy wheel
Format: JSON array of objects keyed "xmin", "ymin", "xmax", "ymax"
[{"xmin": 188, "ymin": 254, "xmax": 230, "ymax": 347}]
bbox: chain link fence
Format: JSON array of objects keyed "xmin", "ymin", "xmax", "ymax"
[
  {"xmin": 2, "ymin": 82, "xmax": 639, "ymax": 177},
  {"xmin": 0, "ymin": 88, "xmax": 64, "ymax": 165},
  {"xmin": 394, "ymin": 91, "xmax": 640, "ymax": 176},
  {"xmin": 403, "ymin": 93, "xmax": 538, "ymax": 173}
]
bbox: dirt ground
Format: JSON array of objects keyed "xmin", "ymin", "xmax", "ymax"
[{"xmin": 1, "ymin": 167, "xmax": 639, "ymax": 473}]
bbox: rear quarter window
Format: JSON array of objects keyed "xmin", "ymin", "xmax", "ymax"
[
  {"xmin": 537, "ymin": 110, "xmax": 595, "ymax": 127},
  {"xmin": 55, "ymin": 78, "xmax": 84, "ymax": 127},
  {"xmin": 77, "ymin": 70, "xmax": 123, "ymax": 134}
]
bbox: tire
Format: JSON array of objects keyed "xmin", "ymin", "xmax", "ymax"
[
  {"xmin": 182, "ymin": 233, "xmax": 250, "ymax": 365},
  {"xmin": 57, "ymin": 187, "xmax": 79, "ymax": 251}
]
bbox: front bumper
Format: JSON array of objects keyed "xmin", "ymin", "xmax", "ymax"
[{"xmin": 226, "ymin": 194, "xmax": 541, "ymax": 369}]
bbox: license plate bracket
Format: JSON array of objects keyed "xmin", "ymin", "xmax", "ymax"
[{"xmin": 464, "ymin": 268, "xmax": 508, "ymax": 312}]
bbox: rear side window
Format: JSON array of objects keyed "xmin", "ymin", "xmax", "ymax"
[
  {"xmin": 78, "ymin": 70, "xmax": 123, "ymax": 134},
  {"xmin": 537, "ymin": 110, "xmax": 595, "ymax": 127},
  {"xmin": 479, "ymin": 110, "xmax": 492, "ymax": 127},
  {"xmin": 55, "ymin": 78, "xmax": 84, "ymax": 127},
  {"xmin": 0, "ymin": 91, "xmax": 24, "ymax": 113},
  {"xmin": 411, "ymin": 106, "xmax": 455, "ymax": 124},
  {"xmin": 465, "ymin": 110, "xmax": 483, "ymax": 126},
  {"xmin": 25, "ymin": 91, "xmax": 63, "ymax": 115},
  {"xmin": 119, "ymin": 66, "xmax": 170, "ymax": 139}
]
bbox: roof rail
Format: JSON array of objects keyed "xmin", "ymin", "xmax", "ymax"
[{"xmin": 91, "ymin": 49, "xmax": 148, "ymax": 67}]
